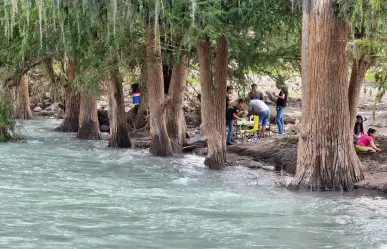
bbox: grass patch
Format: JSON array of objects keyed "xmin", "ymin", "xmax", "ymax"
[{"xmin": 365, "ymin": 72, "xmax": 376, "ymax": 83}]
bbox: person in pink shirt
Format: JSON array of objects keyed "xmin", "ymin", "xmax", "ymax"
[{"xmin": 356, "ymin": 128, "xmax": 381, "ymax": 152}]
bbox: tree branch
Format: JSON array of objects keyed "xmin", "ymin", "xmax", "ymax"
[{"xmin": 3, "ymin": 54, "xmax": 55, "ymax": 87}]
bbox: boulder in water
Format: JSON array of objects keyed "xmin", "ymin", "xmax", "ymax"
[
  {"xmin": 45, "ymin": 103, "xmax": 59, "ymax": 112},
  {"xmin": 37, "ymin": 110, "xmax": 49, "ymax": 116},
  {"xmin": 43, "ymin": 99, "xmax": 52, "ymax": 108},
  {"xmin": 248, "ymin": 161, "xmax": 262, "ymax": 169},
  {"xmin": 186, "ymin": 135, "xmax": 206, "ymax": 146},
  {"xmin": 33, "ymin": 107, "xmax": 42, "ymax": 112},
  {"xmin": 192, "ymin": 147, "xmax": 207, "ymax": 155},
  {"xmin": 262, "ymin": 166, "xmax": 276, "ymax": 171}
]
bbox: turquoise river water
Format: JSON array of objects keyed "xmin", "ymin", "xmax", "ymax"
[{"xmin": 0, "ymin": 119, "xmax": 387, "ymax": 249}]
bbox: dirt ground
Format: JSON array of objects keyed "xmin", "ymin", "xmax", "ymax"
[
  {"xmin": 133, "ymin": 77, "xmax": 387, "ymax": 193},
  {"xmin": 227, "ymin": 130, "xmax": 387, "ymax": 193},
  {"xmin": 225, "ymin": 78, "xmax": 387, "ymax": 193}
]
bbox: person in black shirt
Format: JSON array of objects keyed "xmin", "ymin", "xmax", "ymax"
[
  {"xmin": 276, "ymin": 86, "xmax": 288, "ymax": 134},
  {"xmin": 226, "ymin": 99, "xmax": 245, "ymax": 145}
]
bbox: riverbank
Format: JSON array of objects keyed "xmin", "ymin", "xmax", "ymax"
[
  {"xmin": 132, "ymin": 131, "xmax": 387, "ymax": 193},
  {"xmin": 227, "ymin": 135, "xmax": 387, "ymax": 193}
]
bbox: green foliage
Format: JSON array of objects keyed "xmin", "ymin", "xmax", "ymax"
[
  {"xmin": 375, "ymin": 65, "xmax": 387, "ymax": 102},
  {"xmin": 337, "ymin": 0, "xmax": 387, "ymax": 115},
  {"xmin": 0, "ymin": 90, "xmax": 22, "ymax": 142},
  {"xmin": 337, "ymin": 0, "xmax": 387, "ymax": 61},
  {"xmin": 364, "ymin": 71, "xmax": 376, "ymax": 82},
  {"xmin": 0, "ymin": 0, "xmax": 303, "ymax": 99}
]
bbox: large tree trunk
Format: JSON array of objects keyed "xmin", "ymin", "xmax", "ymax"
[
  {"xmin": 146, "ymin": 22, "xmax": 173, "ymax": 157},
  {"xmin": 12, "ymin": 73, "xmax": 32, "ymax": 119},
  {"xmin": 107, "ymin": 71, "xmax": 131, "ymax": 148},
  {"xmin": 54, "ymin": 58, "xmax": 80, "ymax": 132},
  {"xmin": 197, "ymin": 36, "xmax": 228, "ymax": 169},
  {"xmin": 77, "ymin": 88, "xmax": 100, "ymax": 140},
  {"xmin": 288, "ymin": 0, "xmax": 363, "ymax": 191},
  {"xmin": 133, "ymin": 63, "xmax": 149, "ymax": 129},
  {"xmin": 348, "ymin": 56, "xmax": 375, "ymax": 123},
  {"xmin": 166, "ymin": 55, "xmax": 189, "ymax": 153}
]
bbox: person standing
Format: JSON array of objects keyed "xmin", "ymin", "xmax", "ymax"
[
  {"xmin": 247, "ymin": 84, "xmax": 264, "ymax": 101},
  {"xmin": 248, "ymin": 99, "xmax": 270, "ymax": 138},
  {"xmin": 276, "ymin": 86, "xmax": 288, "ymax": 134},
  {"xmin": 226, "ymin": 99, "xmax": 244, "ymax": 145},
  {"xmin": 226, "ymin": 86, "xmax": 237, "ymax": 145},
  {"xmin": 226, "ymin": 86, "xmax": 237, "ymax": 109}
]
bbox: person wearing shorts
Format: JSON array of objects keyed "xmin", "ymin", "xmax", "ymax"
[{"xmin": 248, "ymin": 99, "xmax": 270, "ymax": 137}]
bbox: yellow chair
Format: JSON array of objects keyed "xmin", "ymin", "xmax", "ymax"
[{"xmin": 240, "ymin": 115, "xmax": 260, "ymax": 143}]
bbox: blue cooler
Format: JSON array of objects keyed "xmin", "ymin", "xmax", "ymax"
[{"xmin": 133, "ymin": 93, "xmax": 140, "ymax": 104}]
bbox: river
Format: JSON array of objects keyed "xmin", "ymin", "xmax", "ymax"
[{"xmin": 0, "ymin": 119, "xmax": 386, "ymax": 249}]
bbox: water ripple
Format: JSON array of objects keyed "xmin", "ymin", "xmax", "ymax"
[{"xmin": 0, "ymin": 119, "xmax": 386, "ymax": 249}]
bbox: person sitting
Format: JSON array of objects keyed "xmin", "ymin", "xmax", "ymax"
[
  {"xmin": 356, "ymin": 128, "xmax": 381, "ymax": 153},
  {"xmin": 226, "ymin": 99, "xmax": 245, "ymax": 145},
  {"xmin": 247, "ymin": 84, "xmax": 264, "ymax": 101},
  {"xmin": 247, "ymin": 99, "xmax": 270, "ymax": 138},
  {"xmin": 353, "ymin": 115, "xmax": 364, "ymax": 142}
]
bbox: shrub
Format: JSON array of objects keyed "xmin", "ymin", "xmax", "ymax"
[{"xmin": 0, "ymin": 91, "xmax": 22, "ymax": 142}]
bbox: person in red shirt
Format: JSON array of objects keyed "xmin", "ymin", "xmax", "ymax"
[{"xmin": 356, "ymin": 128, "xmax": 381, "ymax": 152}]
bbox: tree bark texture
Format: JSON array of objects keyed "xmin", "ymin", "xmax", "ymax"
[
  {"xmin": 166, "ymin": 55, "xmax": 189, "ymax": 153},
  {"xmin": 55, "ymin": 58, "xmax": 80, "ymax": 132},
  {"xmin": 12, "ymin": 73, "xmax": 32, "ymax": 119},
  {"xmin": 107, "ymin": 71, "xmax": 131, "ymax": 148},
  {"xmin": 77, "ymin": 88, "xmax": 101, "ymax": 140},
  {"xmin": 146, "ymin": 22, "xmax": 173, "ymax": 157},
  {"xmin": 288, "ymin": 0, "xmax": 364, "ymax": 191},
  {"xmin": 133, "ymin": 62, "xmax": 149, "ymax": 130},
  {"xmin": 197, "ymin": 36, "xmax": 228, "ymax": 170},
  {"xmin": 348, "ymin": 56, "xmax": 375, "ymax": 123},
  {"xmin": 44, "ymin": 57, "xmax": 60, "ymax": 103}
]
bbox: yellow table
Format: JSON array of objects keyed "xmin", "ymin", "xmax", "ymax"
[
  {"xmin": 235, "ymin": 120, "xmax": 254, "ymax": 140},
  {"xmin": 236, "ymin": 120, "xmax": 254, "ymax": 126}
]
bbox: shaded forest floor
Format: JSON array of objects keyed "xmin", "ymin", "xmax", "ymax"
[{"xmin": 227, "ymin": 135, "xmax": 387, "ymax": 193}]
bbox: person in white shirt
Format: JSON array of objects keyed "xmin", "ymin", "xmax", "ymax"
[{"xmin": 248, "ymin": 99, "xmax": 270, "ymax": 137}]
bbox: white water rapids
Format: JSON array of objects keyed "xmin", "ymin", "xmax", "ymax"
[{"xmin": 0, "ymin": 118, "xmax": 386, "ymax": 248}]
